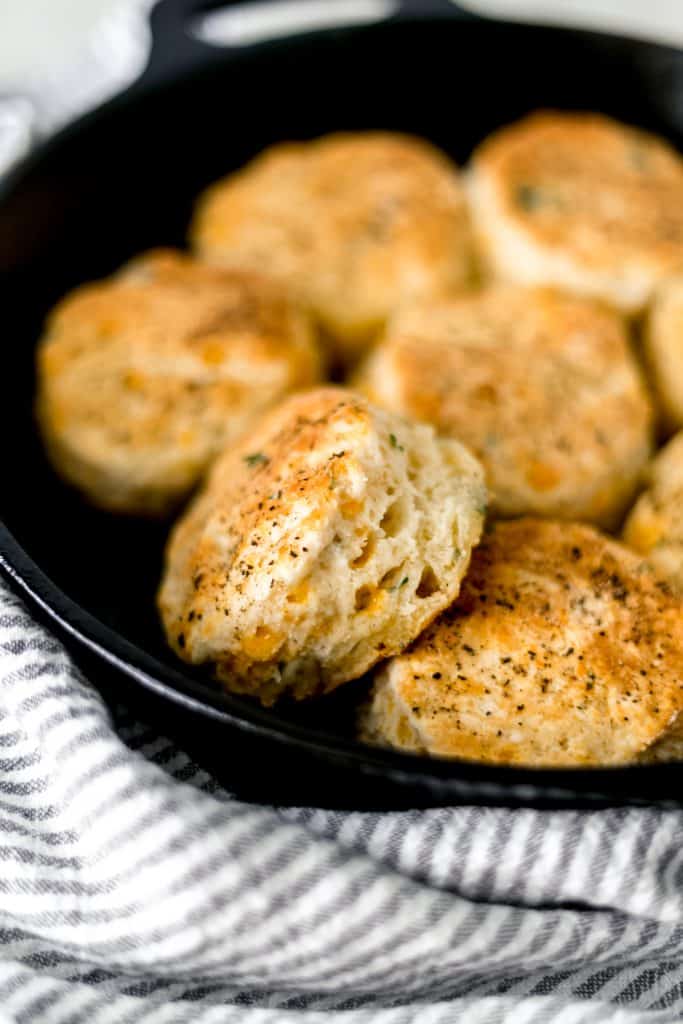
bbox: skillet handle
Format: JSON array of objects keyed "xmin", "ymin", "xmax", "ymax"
[
  {"xmin": 394, "ymin": 0, "xmax": 477, "ymax": 15},
  {"xmin": 141, "ymin": 0, "xmax": 242, "ymax": 86},
  {"xmin": 140, "ymin": 0, "xmax": 480, "ymax": 88}
]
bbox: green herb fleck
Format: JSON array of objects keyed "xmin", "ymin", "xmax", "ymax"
[
  {"xmin": 389, "ymin": 433, "xmax": 404, "ymax": 452},
  {"xmin": 628, "ymin": 144, "xmax": 649, "ymax": 172},
  {"xmin": 392, "ymin": 576, "xmax": 409, "ymax": 591},
  {"xmin": 244, "ymin": 452, "xmax": 269, "ymax": 467},
  {"xmin": 516, "ymin": 184, "xmax": 543, "ymax": 211}
]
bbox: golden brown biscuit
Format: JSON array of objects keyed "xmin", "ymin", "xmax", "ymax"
[
  {"xmin": 158, "ymin": 387, "xmax": 486, "ymax": 704},
  {"xmin": 191, "ymin": 133, "xmax": 472, "ymax": 362},
  {"xmin": 361, "ymin": 520, "xmax": 683, "ymax": 766},
  {"xmin": 37, "ymin": 249, "xmax": 321, "ymax": 514},
  {"xmin": 643, "ymin": 276, "xmax": 683, "ymax": 430},
  {"xmin": 354, "ymin": 286, "xmax": 653, "ymax": 526},
  {"xmin": 623, "ymin": 431, "xmax": 683, "ymax": 592},
  {"xmin": 467, "ymin": 111, "xmax": 683, "ymax": 312}
]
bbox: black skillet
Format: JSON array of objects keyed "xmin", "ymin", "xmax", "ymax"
[{"xmin": 2, "ymin": 0, "xmax": 683, "ymax": 809}]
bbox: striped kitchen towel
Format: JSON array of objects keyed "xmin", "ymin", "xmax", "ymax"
[
  {"xmin": 3, "ymin": 573, "xmax": 683, "ymax": 1024},
  {"xmin": 2, "ymin": 2, "xmax": 683, "ymax": 1019}
]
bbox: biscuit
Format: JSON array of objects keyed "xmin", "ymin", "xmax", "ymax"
[
  {"xmin": 467, "ymin": 112, "xmax": 683, "ymax": 312},
  {"xmin": 623, "ymin": 431, "xmax": 683, "ymax": 593},
  {"xmin": 158, "ymin": 387, "xmax": 486, "ymax": 704},
  {"xmin": 191, "ymin": 133, "xmax": 472, "ymax": 362},
  {"xmin": 354, "ymin": 286, "xmax": 653, "ymax": 526},
  {"xmin": 37, "ymin": 249, "xmax": 320, "ymax": 514},
  {"xmin": 361, "ymin": 519, "xmax": 683, "ymax": 766},
  {"xmin": 643, "ymin": 277, "xmax": 683, "ymax": 430}
]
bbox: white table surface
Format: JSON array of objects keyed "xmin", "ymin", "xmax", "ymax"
[{"xmin": 0, "ymin": 0, "xmax": 682, "ymax": 100}]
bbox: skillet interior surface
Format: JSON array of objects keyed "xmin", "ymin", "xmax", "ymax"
[{"xmin": 2, "ymin": 4, "xmax": 683, "ymax": 807}]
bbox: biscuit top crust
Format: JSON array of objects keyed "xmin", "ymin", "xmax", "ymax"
[
  {"xmin": 46, "ymin": 248, "xmax": 315, "ymax": 363},
  {"xmin": 193, "ymin": 132, "xmax": 467, "ymax": 269},
  {"xmin": 472, "ymin": 111, "xmax": 683, "ymax": 272},
  {"xmin": 355, "ymin": 285, "xmax": 652, "ymax": 524},
  {"xmin": 623, "ymin": 432, "xmax": 683, "ymax": 592},
  {"xmin": 37, "ymin": 249, "xmax": 320, "ymax": 512},
  {"xmin": 164, "ymin": 388, "xmax": 392, "ymax": 614},
  {"xmin": 191, "ymin": 132, "xmax": 471, "ymax": 353},
  {"xmin": 644, "ymin": 276, "xmax": 683, "ymax": 429},
  {"xmin": 368, "ymin": 519, "xmax": 683, "ymax": 766}
]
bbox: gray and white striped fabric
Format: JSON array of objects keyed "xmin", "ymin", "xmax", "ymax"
[
  {"xmin": 3, "ymin": 576, "xmax": 683, "ymax": 1024},
  {"xmin": 3, "ymin": 2, "xmax": 683, "ymax": 1019}
]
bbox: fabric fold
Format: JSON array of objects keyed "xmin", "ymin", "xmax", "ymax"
[{"xmin": 1, "ymin": 580, "xmax": 683, "ymax": 1022}]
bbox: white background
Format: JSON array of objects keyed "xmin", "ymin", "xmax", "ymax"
[{"xmin": 0, "ymin": 0, "xmax": 682, "ymax": 94}]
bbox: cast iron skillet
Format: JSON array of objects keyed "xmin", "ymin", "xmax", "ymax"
[{"xmin": 2, "ymin": 0, "xmax": 683, "ymax": 809}]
